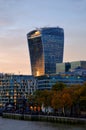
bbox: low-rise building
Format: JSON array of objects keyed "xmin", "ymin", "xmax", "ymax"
[
  {"xmin": 0, "ymin": 73, "xmax": 37, "ymax": 107},
  {"xmin": 37, "ymin": 74, "xmax": 85, "ymax": 90},
  {"xmin": 56, "ymin": 61, "xmax": 86, "ymax": 74}
]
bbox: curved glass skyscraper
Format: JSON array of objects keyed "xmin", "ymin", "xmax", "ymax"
[{"xmin": 27, "ymin": 27, "xmax": 64, "ymax": 76}]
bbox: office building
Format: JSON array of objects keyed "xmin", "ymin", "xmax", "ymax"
[
  {"xmin": 0, "ymin": 73, "xmax": 37, "ymax": 107},
  {"xmin": 56, "ymin": 61, "xmax": 86, "ymax": 74},
  {"xmin": 56, "ymin": 62, "xmax": 70, "ymax": 73},
  {"xmin": 37, "ymin": 74, "xmax": 85, "ymax": 90},
  {"xmin": 27, "ymin": 27, "xmax": 64, "ymax": 76}
]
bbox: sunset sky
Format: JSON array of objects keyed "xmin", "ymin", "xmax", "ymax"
[{"xmin": 0, "ymin": 0, "xmax": 86, "ymax": 75}]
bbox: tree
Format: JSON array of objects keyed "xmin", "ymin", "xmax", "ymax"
[
  {"xmin": 51, "ymin": 91, "xmax": 62, "ymax": 110},
  {"xmin": 79, "ymin": 84, "xmax": 86, "ymax": 112},
  {"xmin": 52, "ymin": 82, "xmax": 66, "ymax": 91},
  {"xmin": 61, "ymin": 91, "xmax": 72, "ymax": 116},
  {"xmin": 69, "ymin": 84, "xmax": 86, "ymax": 116},
  {"xmin": 51, "ymin": 88, "xmax": 73, "ymax": 116}
]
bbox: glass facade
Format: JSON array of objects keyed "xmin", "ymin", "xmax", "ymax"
[
  {"xmin": 0, "ymin": 74, "xmax": 36, "ymax": 107},
  {"xmin": 27, "ymin": 27, "xmax": 64, "ymax": 76},
  {"xmin": 37, "ymin": 74, "xmax": 84, "ymax": 90}
]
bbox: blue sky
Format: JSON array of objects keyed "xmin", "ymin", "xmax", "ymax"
[{"xmin": 0, "ymin": 0, "xmax": 86, "ymax": 74}]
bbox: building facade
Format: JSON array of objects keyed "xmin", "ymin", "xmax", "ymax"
[
  {"xmin": 27, "ymin": 27, "xmax": 64, "ymax": 76},
  {"xmin": 0, "ymin": 74, "xmax": 37, "ymax": 107},
  {"xmin": 37, "ymin": 74, "xmax": 85, "ymax": 90},
  {"xmin": 56, "ymin": 61, "xmax": 86, "ymax": 74},
  {"xmin": 56, "ymin": 62, "xmax": 70, "ymax": 73}
]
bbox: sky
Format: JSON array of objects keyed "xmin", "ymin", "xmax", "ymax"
[{"xmin": 0, "ymin": 0, "xmax": 86, "ymax": 75}]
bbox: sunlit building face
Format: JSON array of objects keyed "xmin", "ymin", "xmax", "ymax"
[{"xmin": 27, "ymin": 27, "xmax": 64, "ymax": 76}]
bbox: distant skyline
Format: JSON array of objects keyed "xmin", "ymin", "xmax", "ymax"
[{"xmin": 0, "ymin": 0, "xmax": 86, "ymax": 75}]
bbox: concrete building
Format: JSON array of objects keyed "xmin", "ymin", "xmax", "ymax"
[
  {"xmin": 27, "ymin": 27, "xmax": 64, "ymax": 76},
  {"xmin": 56, "ymin": 61, "xmax": 86, "ymax": 74}
]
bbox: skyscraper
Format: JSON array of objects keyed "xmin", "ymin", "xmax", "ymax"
[{"xmin": 27, "ymin": 27, "xmax": 64, "ymax": 76}]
